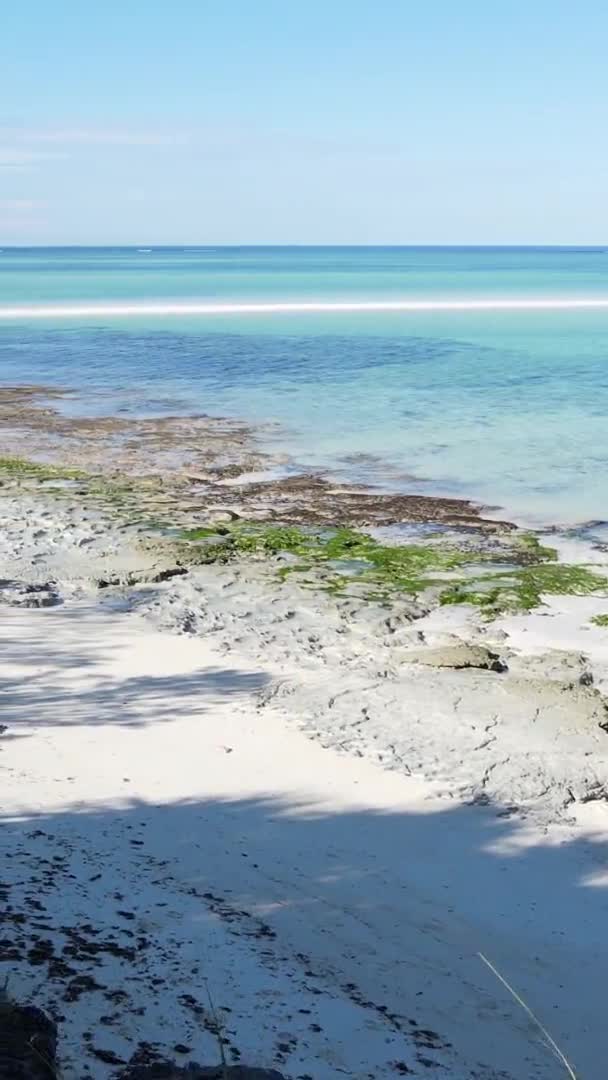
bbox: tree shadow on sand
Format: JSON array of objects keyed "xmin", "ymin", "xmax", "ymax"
[
  {"xmin": 0, "ymin": 604, "xmax": 270, "ymax": 729},
  {"xmin": 1, "ymin": 790, "xmax": 607, "ymax": 1079},
  {"xmin": 0, "ymin": 666, "xmax": 270, "ymax": 729}
]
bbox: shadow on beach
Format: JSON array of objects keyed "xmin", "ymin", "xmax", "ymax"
[
  {"xmin": 1, "ymin": 602, "xmax": 607, "ymax": 1077},
  {"xmin": 0, "ymin": 604, "xmax": 270, "ymax": 729},
  {"xmin": 2, "ymin": 783, "xmax": 607, "ymax": 1077}
]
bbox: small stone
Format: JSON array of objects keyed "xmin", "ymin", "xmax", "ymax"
[
  {"xmin": 207, "ymin": 509, "xmax": 241, "ymax": 523},
  {"xmin": 401, "ymin": 643, "xmax": 507, "ymax": 672}
]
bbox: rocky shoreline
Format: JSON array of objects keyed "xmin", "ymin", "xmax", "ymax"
[
  {"xmin": 3, "ymin": 384, "xmax": 608, "ymax": 1078},
  {"xmin": 2, "ymin": 384, "xmax": 608, "ymax": 819},
  {"xmin": 0, "ymin": 384, "xmax": 512, "ymax": 530}
]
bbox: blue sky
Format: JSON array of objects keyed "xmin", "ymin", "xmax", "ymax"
[{"xmin": 2, "ymin": 1, "xmax": 607, "ymax": 244}]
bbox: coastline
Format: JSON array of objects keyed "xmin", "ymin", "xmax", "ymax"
[
  {"xmin": 0, "ymin": 384, "xmax": 512, "ymax": 531},
  {"xmin": 2, "ymin": 383, "xmax": 608, "ymax": 1077}
]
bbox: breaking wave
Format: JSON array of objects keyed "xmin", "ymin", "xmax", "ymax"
[{"xmin": 3, "ymin": 297, "xmax": 608, "ymax": 319}]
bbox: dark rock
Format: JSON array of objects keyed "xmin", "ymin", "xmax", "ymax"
[
  {"xmin": 151, "ymin": 567, "xmax": 188, "ymax": 583},
  {"xmin": 0, "ymin": 580, "xmax": 62, "ymax": 609},
  {"xmin": 117, "ymin": 1064, "xmax": 288, "ymax": 1079},
  {"xmin": 0, "ymin": 1000, "xmax": 58, "ymax": 1080},
  {"xmin": 93, "ymin": 1046, "xmax": 126, "ymax": 1064}
]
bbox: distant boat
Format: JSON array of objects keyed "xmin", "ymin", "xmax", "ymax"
[{"xmin": 137, "ymin": 248, "xmax": 152, "ymax": 253}]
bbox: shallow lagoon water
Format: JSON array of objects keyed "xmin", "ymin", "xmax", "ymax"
[{"xmin": 1, "ymin": 246, "xmax": 608, "ymax": 525}]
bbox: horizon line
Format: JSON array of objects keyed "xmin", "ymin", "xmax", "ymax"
[{"xmin": 2, "ymin": 243, "xmax": 608, "ymax": 251}]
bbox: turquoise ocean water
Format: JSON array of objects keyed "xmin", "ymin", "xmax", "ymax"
[{"xmin": 1, "ymin": 246, "xmax": 608, "ymax": 525}]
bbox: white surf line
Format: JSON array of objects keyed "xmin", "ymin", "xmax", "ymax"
[{"xmin": 2, "ymin": 297, "xmax": 608, "ymax": 319}]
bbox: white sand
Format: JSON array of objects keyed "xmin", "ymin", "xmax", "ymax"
[
  {"xmin": 3, "ymin": 494, "xmax": 608, "ymax": 1076},
  {"xmin": 2, "ymin": 595, "xmax": 608, "ymax": 1079}
]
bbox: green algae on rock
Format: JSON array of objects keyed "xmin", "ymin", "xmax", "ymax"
[
  {"xmin": 179, "ymin": 523, "xmax": 470, "ymax": 592},
  {"xmin": 514, "ymin": 531, "xmax": 558, "ymax": 563},
  {"xmin": 441, "ymin": 563, "xmax": 608, "ymax": 615},
  {"xmin": 3, "ymin": 450, "xmax": 605, "ymax": 618},
  {"xmin": 176, "ymin": 520, "xmax": 582, "ymax": 610},
  {"xmin": 0, "ymin": 455, "xmax": 88, "ymax": 481}
]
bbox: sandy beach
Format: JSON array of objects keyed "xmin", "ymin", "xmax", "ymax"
[
  {"xmin": 3, "ymin": 595, "xmax": 608, "ymax": 1080},
  {"xmin": 1, "ymin": 393, "xmax": 608, "ymax": 1078}
]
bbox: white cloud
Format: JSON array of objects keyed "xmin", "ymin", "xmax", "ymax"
[
  {"xmin": 18, "ymin": 128, "xmax": 189, "ymax": 146},
  {"xmin": 0, "ymin": 199, "xmax": 46, "ymax": 211},
  {"xmin": 0, "ymin": 148, "xmax": 67, "ymax": 169}
]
